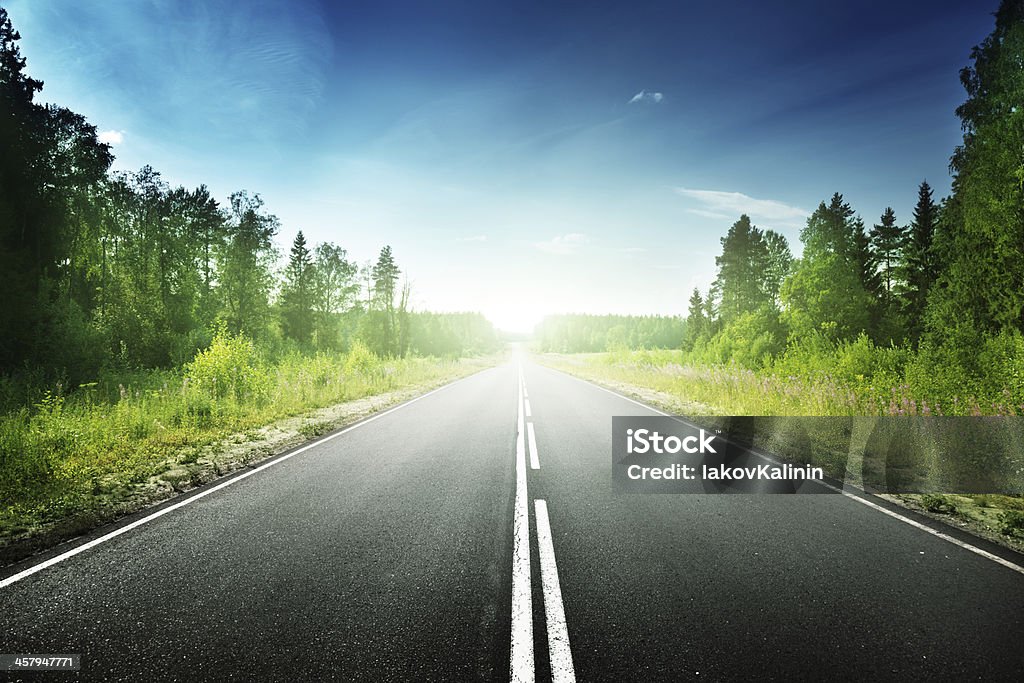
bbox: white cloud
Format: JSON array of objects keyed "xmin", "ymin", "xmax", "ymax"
[
  {"xmin": 629, "ymin": 90, "xmax": 664, "ymax": 104},
  {"xmin": 674, "ymin": 188, "xmax": 809, "ymax": 226},
  {"xmin": 534, "ymin": 233, "xmax": 588, "ymax": 255},
  {"xmin": 622, "ymin": 246, "xmax": 647, "ymax": 254},
  {"xmin": 686, "ymin": 208, "xmax": 734, "ymax": 221},
  {"xmin": 98, "ymin": 129, "xmax": 125, "ymax": 145},
  {"xmin": 455, "ymin": 235, "xmax": 487, "ymax": 243}
]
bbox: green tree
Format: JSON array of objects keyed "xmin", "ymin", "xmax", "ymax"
[
  {"xmin": 184, "ymin": 185, "xmax": 226, "ymax": 327},
  {"xmin": 280, "ymin": 231, "xmax": 316, "ymax": 344},
  {"xmin": 684, "ymin": 288, "xmax": 706, "ymax": 351},
  {"xmin": 715, "ymin": 215, "xmax": 767, "ymax": 322},
  {"xmin": 901, "ymin": 182, "xmax": 940, "ymax": 341},
  {"xmin": 782, "ymin": 194, "xmax": 871, "ymax": 341},
  {"xmin": 359, "ymin": 245, "xmax": 402, "ymax": 356},
  {"xmin": 870, "ymin": 207, "xmax": 902, "ymax": 298},
  {"xmin": 869, "ymin": 206, "xmax": 908, "ymax": 343},
  {"xmin": 0, "ymin": 10, "xmax": 111, "ymax": 370},
  {"xmin": 761, "ymin": 230, "xmax": 793, "ymax": 308},
  {"xmin": 311, "ymin": 242, "xmax": 359, "ymax": 349},
  {"xmin": 219, "ymin": 191, "xmax": 278, "ymax": 339},
  {"xmin": 928, "ymin": 2, "xmax": 1024, "ymax": 336}
]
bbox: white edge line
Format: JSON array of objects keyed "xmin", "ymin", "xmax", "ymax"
[
  {"xmin": 525, "ymin": 399, "xmax": 532, "ymax": 418},
  {"xmin": 536, "ymin": 363, "xmax": 1024, "ymax": 577},
  {"xmin": 534, "ymin": 499, "xmax": 576, "ymax": 683},
  {"xmin": 527, "ymin": 422, "xmax": 540, "ymax": 470},
  {"xmin": 0, "ymin": 367, "xmax": 495, "ymax": 590},
  {"xmin": 511, "ymin": 364, "xmax": 535, "ymax": 682},
  {"xmin": 820, "ymin": 482, "xmax": 1024, "ymax": 576}
]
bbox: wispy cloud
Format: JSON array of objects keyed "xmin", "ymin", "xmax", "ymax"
[
  {"xmin": 455, "ymin": 234, "xmax": 487, "ymax": 243},
  {"xmin": 629, "ymin": 90, "xmax": 664, "ymax": 104},
  {"xmin": 674, "ymin": 188, "xmax": 809, "ymax": 226},
  {"xmin": 98, "ymin": 129, "xmax": 125, "ymax": 145},
  {"xmin": 685, "ymin": 208, "xmax": 733, "ymax": 221},
  {"xmin": 15, "ymin": 2, "xmax": 333, "ymax": 145},
  {"xmin": 535, "ymin": 233, "xmax": 587, "ymax": 255},
  {"xmin": 621, "ymin": 246, "xmax": 647, "ymax": 254}
]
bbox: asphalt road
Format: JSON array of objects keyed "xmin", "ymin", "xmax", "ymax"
[{"xmin": 1, "ymin": 356, "xmax": 1023, "ymax": 681}]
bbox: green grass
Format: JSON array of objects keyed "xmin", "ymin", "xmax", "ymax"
[
  {"xmin": 538, "ymin": 348, "xmax": 883, "ymax": 416},
  {"xmin": 537, "ymin": 349, "xmax": 1024, "ymax": 546},
  {"xmin": 0, "ymin": 335, "xmax": 501, "ymax": 549}
]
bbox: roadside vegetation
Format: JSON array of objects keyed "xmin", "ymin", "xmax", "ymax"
[
  {"xmin": 0, "ymin": 329, "xmax": 500, "ymax": 556},
  {"xmin": 538, "ymin": 350, "xmax": 1024, "ymax": 551},
  {"xmin": 0, "ymin": 11, "xmax": 502, "ymax": 557},
  {"xmin": 539, "ymin": 3, "xmax": 1024, "ymax": 548}
]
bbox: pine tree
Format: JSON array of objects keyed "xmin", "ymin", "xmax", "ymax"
[
  {"xmin": 760, "ymin": 230, "xmax": 792, "ymax": 308},
  {"xmin": 902, "ymin": 182, "xmax": 939, "ymax": 341},
  {"xmin": 358, "ymin": 246, "xmax": 402, "ymax": 356},
  {"xmin": 870, "ymin": 207, "xmax": 902, "ymax": 298},
  {"xmin": 714, "ymin": 215, "xmax": 765, "ymax": 322},
  {"xmin": 927, "ymin": 1, "xmax": 1024, "ymax": 336},
  {"xmin": 371, "ymin": 245, "xmax": 400, "ymax": 313},
  {"xmin": 280, "ymin": 231, "xmax": 315, "ymax": 344},
  {"xmin": 684, "ymin": 288, "xmax": 706, "ymax": 351},
  {"xmin": 800, "ymin": 193, "xmax": 859, "ymax": 262},
  {"xmin": 782, "ymin": 194, "xmax": 871, "ymax": 340},
  {"xmin": 713, "ymin": 216, "xmax": 793, "ymax": 324}
]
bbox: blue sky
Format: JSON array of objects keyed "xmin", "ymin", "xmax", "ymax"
[{"xmin": 6, "ymin": 0, "xmax": 997, "ymax": 331}]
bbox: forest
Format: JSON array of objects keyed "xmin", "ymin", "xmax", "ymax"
[
  {"xmin": 0, "ymin": 8, "xmax": 497, "ymax": 398},
  {"xmin": 0, "ymin": 7, "xmax": 497, "ymax": 543},
  {"xmin": 672, "ymin": 1, "xmax": 1024, "ymax": 416},
  {"xmin": 534, "ymin": 314, "xmax": 686, "ymax": 353}
]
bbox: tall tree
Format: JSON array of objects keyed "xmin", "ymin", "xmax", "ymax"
[
  {"xmin": 800, "ymin": 193, "xmax": 860, "ymax": 262},
  {"xmin": 870, "ymin": 207, "xmax": 902, "ymax": 298},
  {"xmin": 311, "ymin": 242, "xmax": 359, "ymax": 349},
  {"xmin": 359, "ymin": 246, "xmax": 402, "ymax": 356},
  {"xmin": 684, "ymin": 288, "xmax": 706, "ymax": 351},
  {"xmin": 371, "ymin": 245, "xmax": 399, "ymax": 312},
  {"xmin": 184, "ymin": 184, "xmax": 225, "ymax": 324},
  {"xmin": 760, "ymin": 230, "xmax": 793, "ymax": 308},
  {"xmin": 219, "ymin": 191, "xmax": 278, "ymax": 339},
  {"xmin": 714, "ymin": 215, "xmax": 766, "ymax": 322},
  {"xmin": 901, "ymin": 182, "xmax": 940, "ymax": 341},
  {"xmin": 854, "ymin": 213, "xmax": 883, "ymax": 336},
  {"xmin": 397, "ymin": 280, "xmax": 412, "ymax": 358},
  {"xmin": 928, "ymin": 2, "xmax": 1024, "ymax": 336},
  {"xmin": 868, "ymin": 206, "xmax": 907, "ymax": 342},
  {"xmin": 280, "ymin": 231, "xmax": 315, "ymax": 344},
  {"xmin": 781, "ymin": 194, "xmax": 871, "ymax": 340},
  {"xmin": 712, "ymin": 215, "xmax": 793, "ymax": 323},
  {"xmin": 0, "ymin": 10, "xmax": 111, "ymax": 369}
]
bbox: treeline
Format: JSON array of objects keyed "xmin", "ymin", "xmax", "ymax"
[
  {"xmin": 535, "ymin": 314, "xmax": 686, "ymax": 353},
  {"xmin": 684, "ymin": 189, "xmax": 935, "ymax": 364},
  {"xmin": 408, "ymin": 312, "xmax": 500, "ymax": 357},
  {"xmin": 0, "ymin": 9, "xmax": 495, "ymax": 389},
  {"xmin": 683, "ymin": 1, "xmax": 1024, "ymax": 408}
]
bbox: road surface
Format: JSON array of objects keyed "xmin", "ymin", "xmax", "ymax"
[{"xmin": 1, "ymin": 357, "xmax": 1023, "ymax": 681}]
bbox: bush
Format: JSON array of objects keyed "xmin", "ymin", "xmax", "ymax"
[
  {"xmin": 343, "ymin": 340, "xmax": 380, "ymax": 377},
  {"xmin": 687, "ymin": 310, "xmax": 785, "ymax": 370},
  {"xmin": 920, "ymin": 493, "xmax": 958, "ymax": 515},
  {"xmin": 184, "ymin": 327, "xmax": 269, "ymax": 405},
  {"xmin": 999, "ymin": 510, "xmax": 1024, "ymax": 539}
]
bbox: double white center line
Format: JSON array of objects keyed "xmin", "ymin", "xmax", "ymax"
[{"xmin": 511, "ymin": 364, "xmax": 576, "ymax": 683}]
